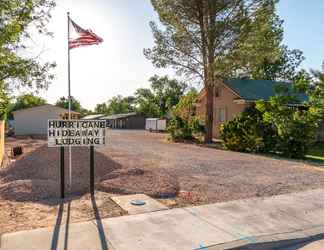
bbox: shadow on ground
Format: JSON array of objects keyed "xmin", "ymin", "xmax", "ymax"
[
  {"xmin": 0, "ymin": 145, "xmax": 179, "ymax": 204},
  {"xmin": 50, "ymin": 195, "xmax": 109, "ymax": 250},
  {"xmin": 228, "ymin": 233, "xmax": 324, "ymax": 250}
]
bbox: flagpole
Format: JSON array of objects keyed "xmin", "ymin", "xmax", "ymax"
[{"xmin": 67, "ymin": 12, "xmax": 72, "ymax": 190}]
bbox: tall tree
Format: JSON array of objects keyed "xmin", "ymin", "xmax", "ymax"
[
  {"xmin": 56, "ymin": 96, "xmax": 82, "ymax": 113},
  {"xmin": 151, "ymin": 75, "xmax": 187, "ymax": 116},
  {"xmin": 135, "ymin": 75, "xmax": 187, "ymax": 117},
  {"xmin": 310, "ymin": 62, "xmax": 324, "ymax": 119},
  {"xmin": 0, "ymin": 0, "xmax": 56, "ymax": 120},
  {"xmin": 168, "ymin": 88, "xmax": 202, "ymax": 141},
  {"xmin": 94, "ymin": 103, "xmax": 109, "ymax": 114},
  {"xmin": 135, "ymin": 88, "xmax": 160, "ymax": 117},
  {"xmin": 311, "ymin": 62, "xmax": 324, "ymax": 86},
  {"xmin": 12, "ymin": 94, "xmax": 46, "ymax": 110},
  {"xmin": 107, "ymin": 95, "xmax": 135, "ymax": 115},
  {"xmin": 0, "ymin": 0, "xmax": 56, "ymax": 90},
  {"xmin": 215, "ymin": 1, "xmax": 304, "ymax": 81},
  {"xmin": 8, "ymin": 93, "xmax": 46, "ymax": 118},
  {"xmin": 95, "ymin": 96, "xmax": 136, "ymax": 115},
  {"xmin": 144, "ymin": 0, "xmax": 265, "ymax": 142}
]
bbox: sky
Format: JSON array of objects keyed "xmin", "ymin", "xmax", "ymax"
[{"xmin": 21, "ymin": 0, "xmax": 324, "ymax": 110}]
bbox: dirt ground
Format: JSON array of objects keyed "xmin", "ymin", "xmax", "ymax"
[
  {"xmin": 0, "ymin": 192, "xmax": 125, "ymax": 234},
  {"xmin": 0, "ymin": 135, "xmax": 177, "ymax": 234},
  {"xmin": 0, "ymin": 140, "xmax": 127, "ymax": 234},
  {"xmin": 1, "ymin": 130, "xmax": 324, "ymax": 234},
  {"xmin": 101, "ymin": 130, "xmax": 324, "ymax": 206}
]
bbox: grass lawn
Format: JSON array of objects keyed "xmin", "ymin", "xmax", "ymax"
[
  {"xmin": 208, "ymin": 140, "xmax": 324, "ymax": 165},
  {"xmin": 306, "ymin": 143, "xmax": 324, "ymax": 163}
]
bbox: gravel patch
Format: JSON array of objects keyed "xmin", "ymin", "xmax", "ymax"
[
  {"xmin": 0, "ymin": 145, "xmax": 121, "ymax": 200},
  {"xmin": 98, "ymin": 168, "xmax": 179, "ymax": 198},
  {"xmin": 0, "ymin": 137, "xmax": 178, "ymax": 234},
  {"xmin": 0, "ymin": 143, "xmax": 178, "ymax": 201},
  {"xmin": 101, "ymin": 130, "xmax": 324, "ymax": 206},
  {"xmin": 1, "ymin": 131, "xmax": 324, "ymax": 234}
]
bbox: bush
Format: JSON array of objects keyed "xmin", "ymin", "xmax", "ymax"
[
  {"xmin": 167, "ymin": 116, "xmax": 195, "ymax": 141},
  {"xmin": 258, "ymin": 100, "xmax": 319, "ymax": 158},
  {"xmin": 275, "ymin": 121, "xmax": 315, "ymax": 158},
  {"xmin": 221, "ymin": 104, "xmax": 319, "ymax": 159},
  {"xmin": 220, "ymin": 106, "xmax": 275, "ymax": 153},
  {"xmin": 222, "ymin": 76, "xmax": 324, "ymax": 159},
  {"xmin": 168, "ymin": 89, "xmax": 204, "ymax": 141}
]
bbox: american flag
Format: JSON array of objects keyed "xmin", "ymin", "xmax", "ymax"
[{"xmin": 69, "ymin": 18, "xmax": 103, "ymax": 49}]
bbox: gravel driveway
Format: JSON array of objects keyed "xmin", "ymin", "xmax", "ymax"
[
  {"xmin": 1, "ymin": 130, "xmax": 324, "ymax": 234},
  {"xmin": 99, "ymin": 129, "xmax": 324, "ymax": 205}
]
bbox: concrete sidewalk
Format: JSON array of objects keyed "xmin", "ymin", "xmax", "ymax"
[{"xmin": 1, "ymin": 189, "xmax": 324, "ymax": 250}]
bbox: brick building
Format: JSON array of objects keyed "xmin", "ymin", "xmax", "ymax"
[{"xmin": 195, "ymin": 79, "xmax": 324, "ymax": 140}]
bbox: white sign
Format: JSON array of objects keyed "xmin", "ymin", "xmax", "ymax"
[{"xmin": 48, "ymin": 120, "xmax": 107, "ymax": 147}]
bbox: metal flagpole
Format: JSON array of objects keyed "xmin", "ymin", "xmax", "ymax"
[{"xmin": 67, "ymin": 12, "xmax": 72, "ymax": 189}]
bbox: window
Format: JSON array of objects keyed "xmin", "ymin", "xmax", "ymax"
[
  {"xmin": 214, "ymin": 86, "xmax": 222, "ymax": 97},
  {"xmin": 218, "ymin": 108, "xmax": 227, "ymax": 123}
]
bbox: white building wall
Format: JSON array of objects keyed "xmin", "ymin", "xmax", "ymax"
[{"xmin": 13, "ymin": 106, "xmax": 65, "ymax": 135}]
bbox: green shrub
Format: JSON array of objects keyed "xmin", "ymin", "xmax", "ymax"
[
  {"xmin": 220, "ymin": 106, "xmax": 275, "ymax": 153},
  {"xmin": 168, "ymin": 89, "xmax": 204, "ymax": 141},
  {"xmin": 221, "ymin": 104, "xmax": 319, "ymax": 159},
  {"xmin": 222, "ymin": 76, "xmax": 324, "ymax": 159},
  {"xmin": 167, "ymin": 116, "xmax": 193, "ymax": 141},
  {"xmin": 258, "ymin": 99, "xmax": 320, "ymax": 158},
  {"xmin": 275, "ymin": 121, "xmax": 316, "ymax": 158}
]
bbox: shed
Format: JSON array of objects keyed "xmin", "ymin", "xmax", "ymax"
[
  {"xmin": 145, "ymin": 118, "xmax": 167, "ymax": 131},
  {"xmin": 12, "ymin": 104, "xmax": 80, "ymax": 136},
  {"xmin": 101, "ymin": 112, "xmax": 145, "ymax": 129}
]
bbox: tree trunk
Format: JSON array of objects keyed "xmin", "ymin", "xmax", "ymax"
[{"xmin": 205, "ymin": 84, "xmax": 214, "ymax": 143}]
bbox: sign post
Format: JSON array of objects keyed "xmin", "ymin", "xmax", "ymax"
[
  {"xmin": 48, "ymin": 119, "xmax": 107, "ymax": 198},
  {"xmin": 90, "ymin": 145, "xmax": 94, "ymax": 196},
  {"xmin": 60, "ymin": 146, "xmax": 65, "ymax": 199}
]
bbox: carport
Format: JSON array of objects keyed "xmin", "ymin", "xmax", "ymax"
[{"xmin": 101, "ymin": 112, "xmax": 145, "ymax": 129}]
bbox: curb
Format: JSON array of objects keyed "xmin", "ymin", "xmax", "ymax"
[{"xmin": 201, "ymin": 225, "xmax": 324, "ymax": 250}]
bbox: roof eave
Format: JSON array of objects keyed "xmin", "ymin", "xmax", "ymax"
[
  {"xmin": 233, "ymin": 98, "xmax": 307, "ymax": 107},
  {"xmin": 12, "ymin": 104, "xmax": 80, "ymax": 115}
]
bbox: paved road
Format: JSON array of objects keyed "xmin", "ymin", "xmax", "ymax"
[
  {"xmin": 99, "ymin": 130, "xmax": 324, "ymax": 203},
  {"xmin": 2, "ymin": 189, "xmax": 324, "ymax": 250}
]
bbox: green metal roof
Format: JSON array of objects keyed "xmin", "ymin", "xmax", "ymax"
[{"xmin": 224, "ymin": 79, "xmax": 309, "ymax": 103}]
